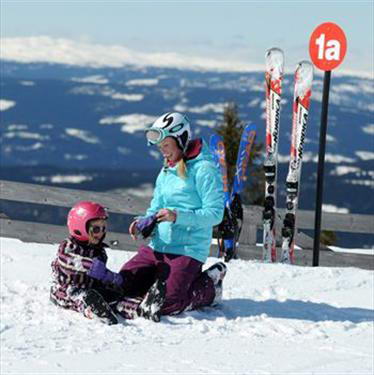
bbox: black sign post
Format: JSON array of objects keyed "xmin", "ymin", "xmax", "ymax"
[
  {"xmin": 312, "ymin": 71, "xmax": 331, "ymax": 266},
  {"xmin": 309, "ymin": 22, "xmax": 347, "ymax": 266}
]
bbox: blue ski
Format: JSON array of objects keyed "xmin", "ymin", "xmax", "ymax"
[
  {"xmin": 210, "ymin": 123, "xmax": 257, "ymax": 262},
  {"xmin": 227, "ymin": 123, "xmax": 257, "ymax": 261},
  {"xmin": 210, "ymin": 134, "xmax": 232, "ymax": 258},
  {"xmin": 210, "ymin": 134, "xmax": 231, "ymax": 208}
]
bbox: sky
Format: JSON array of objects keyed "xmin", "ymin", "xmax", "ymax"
[{"xmin": 1, "ymin": 1, "xmax": 373, "ymax": 74}]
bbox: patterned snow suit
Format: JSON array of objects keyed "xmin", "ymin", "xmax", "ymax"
[{"xmin": 50, "ymin": 237, "xmax": 140, "ymax": 320}]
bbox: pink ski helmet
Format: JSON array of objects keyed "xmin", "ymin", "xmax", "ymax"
[{"xmin": 67, "ymin": 201, "xmax": 108, "ymax": 241}]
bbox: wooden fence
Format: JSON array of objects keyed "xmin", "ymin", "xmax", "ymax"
[{"xmin": 1, "ymin": 180, "xmax": 373, "ymax": 268}]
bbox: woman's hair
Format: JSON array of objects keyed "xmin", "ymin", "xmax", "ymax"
[
  {"xmin": 177, "ymin": 159, "xmax": 187, "ymax": 179},
  {"xmin": 163, "ymin": 158, "xmax": 187, "ymax": 179}
]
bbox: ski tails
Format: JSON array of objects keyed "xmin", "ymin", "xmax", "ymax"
[
  {"xmin": 280, "ymin": 61, "xmax": 314, "ymax": 264},
  {"xmin": 263, "ymin": 47, "xmax": 284, "ymax": 263}
]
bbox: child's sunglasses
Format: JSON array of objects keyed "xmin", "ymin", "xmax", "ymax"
[{"xmin": 89, "ymin": 225, "xmax": 106, "ymax": 234}]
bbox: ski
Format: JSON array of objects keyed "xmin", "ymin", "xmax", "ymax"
[
  {"xmin": 210, "ymin": 123, "xmax": 257, "ymax": 262},
  {"xmin": 262, "ymin": 47, "xmax": 284, "ymax": 263},
  {"xmin": 228, "ymin": 123, "xmax": 257, "ymax": 261},
  {"xmin": 209, "ymin": 133, "xmax": 233, "ymax": 258},
  {"xmin": 280, "ymin": 61, "xmax": 314, "ymax": 264},
  {"xmin": 210, "ymin": 134, "xmax": 230, "ymax": 209}
]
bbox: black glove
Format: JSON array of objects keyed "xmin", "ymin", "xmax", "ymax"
[{"xmin": 135, "ymin": 214, "xmax": 158, "ymax": 239}]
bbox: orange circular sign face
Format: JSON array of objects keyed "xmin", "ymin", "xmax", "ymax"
[{"xmin": 309, "ymin": 22, "xmax": 347, "ymax": 71}]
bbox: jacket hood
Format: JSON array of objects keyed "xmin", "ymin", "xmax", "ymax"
[
  {"xmin": 166, "ymin": 138, "xmax": 213, "ymax": 168},
  {"xmin": 185, "ymin": 138, "xmax": 214, "ymax": 165}
]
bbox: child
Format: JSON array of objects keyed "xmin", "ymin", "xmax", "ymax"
[{"xmin": 50, "ymin": 201, "xmax": 141, "ymax": 325}]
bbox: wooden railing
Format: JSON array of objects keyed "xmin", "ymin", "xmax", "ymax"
[{"xmin": 1, "ymin": 179, "xmax": 373, "ymax": 261}]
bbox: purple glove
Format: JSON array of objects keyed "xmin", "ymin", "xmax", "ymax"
[
  {"xmin": 136, "ymin": 214, "xmax": 158, "ymax": 239},
  {"xmin": 87, "ymin": 258, "xmax": 124, "ymax": 287}
]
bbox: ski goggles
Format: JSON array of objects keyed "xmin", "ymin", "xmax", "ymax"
[{"xmin": 145, "ymin": 123, "xmax": 185, "ymax": 146}]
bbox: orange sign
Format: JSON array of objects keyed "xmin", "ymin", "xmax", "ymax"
[{"xmin": 309, "ymin": 22, "xmax": 347, "ymax": 71}]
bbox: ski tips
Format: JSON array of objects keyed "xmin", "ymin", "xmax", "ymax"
[
  {"xmin": 296, "ymin": 60, "xmax": 314, "ymax": 79},
  {"xmin": 265, "ymin": 47, "xmax": 284, "ymax": 59},
  {"xmin": 243, "ymin": 122, "xmax": 257, "ymax": 132},
  {"xmin": 294, "ymin": 60, "xmax": 314, "ymax": 98},
  {"xmin": 209, "ymin": 133, "xmax": 223, "ymax": 148},
  {"xmin": 265, "ymin": 47, "xmax": 285, "ymax": 76}
]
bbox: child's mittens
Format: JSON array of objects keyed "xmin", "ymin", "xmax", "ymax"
[
  {"xmin": 87, "ymin": 258, "xmax": 124, "ymax": 287},
  {"xmin": 135, "ymin": 214, "xmax": 158, "ymax": 239}
]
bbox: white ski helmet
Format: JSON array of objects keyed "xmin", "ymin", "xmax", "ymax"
[{"xmin": 145, "ymin": 112, "xmax": 191, "ymax": 152}]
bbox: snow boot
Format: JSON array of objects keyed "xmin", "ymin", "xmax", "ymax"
[
  {"xmin": 204, "ymin": 262, "xmax": 227, "ymax": 306},
  {"xmin": 138, "ymin": 279, "xmax": 166, "ymax": 323},
  {"xmin": 204, "ymin": 262, "xmax": 227, "ymax": 285},
  {"xmin": 211, "ymin": 280, "xmax": 223, "ymax": 306},
  {"xmin": 83, "ymin": 289, "xmax": 119, "ymax": 325}
]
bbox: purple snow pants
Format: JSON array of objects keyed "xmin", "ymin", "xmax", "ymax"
[{"xmin": 120, "ymin": 245, "xmax": 216, "ymax": 315}]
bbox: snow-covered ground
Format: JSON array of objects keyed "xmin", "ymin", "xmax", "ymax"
[{"xmin": 1, "ymin": 237, "xmax": 373, "ymax": 374}]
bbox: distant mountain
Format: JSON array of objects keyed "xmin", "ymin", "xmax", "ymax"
[
  {"xmin": 0, "ymin": 60, "xmax": 373, "ymax": 248},
  {"xmin": 1, "ymin": 60, "xmax": 373, "ymax": 165}
]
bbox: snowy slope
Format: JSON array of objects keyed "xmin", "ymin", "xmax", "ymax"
[{"xmin": 1, "ymin": 237, "xmax": 373, "ymax": 374}]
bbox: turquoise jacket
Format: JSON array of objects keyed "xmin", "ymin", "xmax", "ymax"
[{"xmin": 145, "ymin": 139, "xmax": 224, "ymax": 263}]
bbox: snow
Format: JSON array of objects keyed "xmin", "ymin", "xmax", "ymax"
[
  {"xmin": 32, "ymin": 175, "xmax": 94, "ymax": 184},
  {"xmin": 116, "ymin": 146, "xmax": 131, "ymax": 155},
  {"xmin": 65, "ymin": 128, "xmax": 100, "ymax": 144},
  {"xmin": 7, "ymin": 124, "xmax": 28, "ymax": 131},
  {"xmin": 362, "ymin": 124, "xmax": 374, "ymax": 135},
  {"xmin": 322, "ymin": 204, "xmax": 350, "ymax": 214},
  {"xmin": 332, "ymin": 82, "xmax": 374, "ymax": 95},
  {"xmin": 195, "ymin": 119, "xmax": 216, "ymax": 128},
  {"xmin": 3, "ymin": 131, "xmax": 49, "ymax": 141},
  {"xmin": 126, "ymin": 78, "xmax": 159, "ymax": 86},
  {"xmin": 329, "ymin": 246, "xmax": 374, "ymax": 256},
  {"xmin": 330, "ymin": 166, "xmax": 361, "ymax": 176},
  {"xmin": 71, "ymin": 75, "xmax": 109, "ymax": 84},
  {"xmin": 344, "ymin": 179, "xmax": 374, "ymax": 187},
  {"xmin": 109, "ymin": 93, "xmax": 144, "ymax": 102},
  {"xmin": 324, "ymin": 154, "xmax": 357, "ymax": 163},
  {"xmin": 174, "ymin": 103, "xmax": 226, "ymax": 114},
  {"xmin": 39, "ymin": 124, "xmax": 54, "ymax": 129},
  {"xmin": 64, "ymin": 154, "xmax": 88, "ymax": 161},
  {"xmin": 19, "ymin": 80, "xmax": 35, "ymax": 86},
  {"xmin": 99, "ymin": 113, "xmax": 157, "ymax": 134},
  {"xmin": 121, "ymin": 183, "xmax": 155, "ymax": 198},
  {"xmin": 1, "ymin": 36, "xmax": 373, "ymax": 78},
  {"xmin": 356, "ymin": 151, "xmax": 374, "ymax": 161},
  {"xmin": 149, "ymin": 149, "xmax": 161, "ymax": 160},
  {"xmin": 70, "ymin": 85, "xmax": 144, "ymax": 102},
  {"xmin": 278, "ymin": 153, "xmax": 357, "ymax": 164},
  {"xmin": 14, "ymin": 143, "xmax": 43, "ymax": 152},
  {"xmin": 0, "ymin": 99, "xmax": 16, "ymax": 111},
  {"xmin": 326, "ymin": 134, "xmax": 337, "ymax": 143},
  {"xmin": 0, "ymin": 36, "xmax": 263, "ymax": 73},
  {"xmin": 1, "ymin": 237, "xmax": 373, "ymax": 374}
]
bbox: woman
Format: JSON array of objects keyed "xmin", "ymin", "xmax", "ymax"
[{"xmin": 122, "ymin": 112, "xmax": 226, "ymax": 321}]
